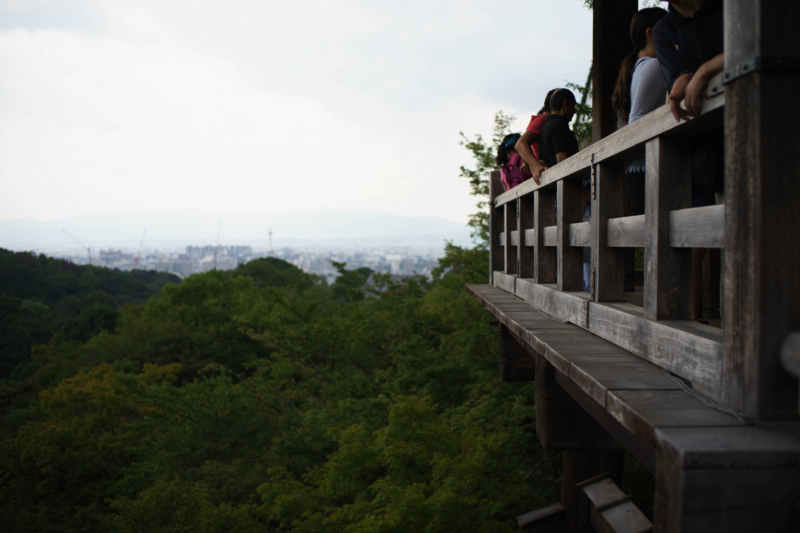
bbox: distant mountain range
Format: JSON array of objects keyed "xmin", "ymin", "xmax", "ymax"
[{"xmin": 0, "ymin": 211, "xmax": 473, "ymax": 251}]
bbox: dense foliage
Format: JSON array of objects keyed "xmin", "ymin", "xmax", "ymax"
[
  {"xmin": 0, "ymin": 247, "xmax": 566, "ymax": 532},
  {"xmin": 0, "ymin": 249, "xmax": 179, "ymax": 380}
]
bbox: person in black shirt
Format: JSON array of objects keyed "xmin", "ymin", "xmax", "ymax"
[
  {"xmin": 538, "ymin": 89, "xmax": 579, "ymax": 167},
  {"xmin": 653, "ymin": 0, "xmax": 724, "ymax": 121},
  {"xmin": 539, "ymin": 89, "xmax": 591, "ymax": 290},
  {"xmin": 653, "ymin": 0, "xmax": 723, "ymax": 321}
]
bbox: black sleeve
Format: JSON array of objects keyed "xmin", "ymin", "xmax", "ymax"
[
  {"xmin": 552, "ymin": 122, "xmax": 578, "ymax": 157},
  {"xmin": 653, "ymin": 19, "xmax": 685, "ymax": 94}
]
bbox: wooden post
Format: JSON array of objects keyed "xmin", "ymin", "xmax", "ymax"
[
  {"xmin": 592, "ymin": 0, "xmax": 638, "ymax": 143},
  {"xmin": 489, "ymin": 171, "xmax": 504, "ymax": 282},
  {"xmin": 722, "ymin": 0, "xmax": 800, "ymax": 418},
  {"xmin": 499, "ymin": 324, "xmax": 535, "ymax": 382},
  {"xmin": 592, "ymin": 163, "xmax": 626, "ymax": 301},
  {"xmin": 534, "ymin": 189, "xmax": 557, "ymax": 283},
  {"xmin": 519, "ymin": 194, "xmax": 535, "ymax": 279},
  {"xmin": 644, "ymin": 137, "xmax": 692, "ymax": 321},
  {"xmin": 504, "ymin": 201, "xmax": 518, "ymax": 275},
  {"xmin": 558, "ymin": 179, "xmax": 584, "ymax": 292}
]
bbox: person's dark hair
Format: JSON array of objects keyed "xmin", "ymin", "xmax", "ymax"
[
  {"xmin": 537, "ymin": 89, "xmax": 558, "ymax": 115},
  {"xmin": 549, "ymin": 89, "xmax": 576, "ymax": 114},
  {"xmin": 611, "ymin": 7, "xmax": 668, "ymax": 126},
  {"xmin": 496, "ymin": 133, "xmax": 521, "ymax": 167}
]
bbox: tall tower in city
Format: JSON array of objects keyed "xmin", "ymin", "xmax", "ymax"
[{"xmin": 268, "ymin": 227, "xmax": 273, "ymax": 254}]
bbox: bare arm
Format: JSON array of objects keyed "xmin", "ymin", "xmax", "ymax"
[
  {"xmin": 515, "ymin": 131, "xmax": 546, "ymax": 185},
  {"xmin": 684, "ymin": 53, "xmax": 724, "ymax": 115},
  {"xmin": 556, "ymin": 152, "xmax": 569, "ymax": 164}
]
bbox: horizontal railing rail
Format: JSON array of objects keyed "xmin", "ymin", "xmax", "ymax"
[{"xmin": 489, "ymin": 73, "xmax": 727, "ymax": 401}]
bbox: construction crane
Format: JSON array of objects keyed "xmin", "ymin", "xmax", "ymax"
[
  {"xmin": 61, "ymin": 229, "xmax": 92, "ymax": 265},
  {"xmin": 134, "ymin": 227, "xmax": 147, "ymax": 269}
]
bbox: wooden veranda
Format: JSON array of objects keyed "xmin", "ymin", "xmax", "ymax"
[{"xmin": 466, "ymin": 1, "xmax": 800, "ymax": 531}]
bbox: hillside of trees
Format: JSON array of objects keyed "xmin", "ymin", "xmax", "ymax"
[{"xmin": 0, "ymin": 244, "xmax": 571, "ymax": 532}]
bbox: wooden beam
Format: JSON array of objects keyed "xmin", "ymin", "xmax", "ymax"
[
  {"xmin": 543, "ymin": 226, "xmax": 557, "ymax": 247},
  {"xmin": 489, "ymin": 170, "xmax": 504, "ymax": 281},
  {"xmin": 592, "ymin": 163, "xmax": 626, "ymax": 302},
  {"xmin": 607, "ymin": 215, "xmax": 645, "ymax": 248},
  {"xmin": 505, "ymin": 202, "xmax": 517, "ymax": 274},
  {"xmin": 644, "ymin": 137, "xmax": 692, "ymax": 321},
  {"xmin": 536, "ymin": 357, "xmax": 620, "ymax": 450},
  {"xmin": 592, "ymin": 0, "xmax": 638, "ymax": 143},
  {"xmin": 519, "ymin": 195, "xmax": 535, "ymax": 278},
  {"xmin": 535, "ymin": 189, "xmax": 557, "ymax": 283},
  {"xmin": 558, "ymin": 179, "xmax": 585, "ymax": 292},
  {"xmin": 669, "ymin": 205, "xmax": 725, "ymax": 249},
  {"xmin": 499, "ymin": 323, "xmax": 536, "ymax": 382},
  {"xmin": 569, "ymin": 222, "xmax": 591, "ymax": 248},
  {"xmin": 723, "ymin": 0, "xmax": 800, "ymax": 418}
]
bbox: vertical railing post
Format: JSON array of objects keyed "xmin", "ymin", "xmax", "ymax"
[
  {"xmin": 723, "ymin": 0, "xmax": 800, "ymax": 418},
  {"xmin": 519, "ymin": 195, "xmax": 535, "ymax": 279},
  {"xmin": 534, "ymin": 189, "xmax": 557, "ymax": 283},
  {"xmin": 489, "ymin": 171, "xmax": 504, "ymax": 283},
  {"xmin": 592, "ymin": 163, "xmax": 626, "ymax": 301},
  {"xmin": 558, "ymin": 179, "xmax": 584, "ymax": 292},
  {"xmin": 505, "ymin": 202, "xmax": 518, "ymax": 275},
  {"xmin": 644, "ymin": 137, "xmax": 692, "ymax": 320}
]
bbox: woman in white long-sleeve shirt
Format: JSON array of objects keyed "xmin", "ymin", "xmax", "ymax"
[{"xmin": 612, "ymin": 7, "xmax": 668, "ymax": 215}]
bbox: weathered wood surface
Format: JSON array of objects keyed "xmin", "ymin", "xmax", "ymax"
[
  {"xmin": 491, "ymin": 271, "xmax": 516, "ymax": 294},
  {"xmin": 489, "ymin": 171, "xmax": 504, "ymax": 279},
  {"xmin": 592, "ymin": 163, "xmax": 626, "ymax": 301},
  {"xmin": 587, "ymin": 301, "xmax": 723, "ymax": 400},
  {"xmin": 644, "ymin": 136, "xmax": 692, "ymax": 321},
  {"xmin": 607, "ymin": 215, "xmax": 645, "ymax": 248},
  {"xmin": 563, "ymin": 450, "xmax": 624, "ymax": 533},
  {"xmin": 668, "ymin": 205, "xmax": 725, "ymax": 249},
  {"xmin": 519, "ymin": 196, "xmax": 535, "ymax": 278},
  {"xmin": 515, "ymin": 280, "xmax": 590, "ymax": 329},
  {"xmin": 536, "ymin": 357, "xmax": 621, "ymax": 450},
  {"xmin": 499, "ymin": 324, "xmax": 535, "ymax": 382},
  {"xmin": 722, "ymin": 0, "xmax": 800, "ymax": 419},
  {"xmin": 782, "ymin": 331, "xmax": 800, "ymax": 378},
  {"xmin": 569, "ymin": 222, "xmax": 591, "ymax": 248},
  {"xmin": 509, "ymin": 230, "xmax": 519, "ymax": 247},
  {"xmin": 580, "ymin": 475, "xmax": 653, "ymax": 533},
  {"xmin": 534, "ymin": 190, "xmax": 557, "ymax": 283},
  {"xmin": 543, "ymin": 226, "xmax": 557, "ymax": 247},
  {"xmin": 493, "ymin": 73, "xmax": 726, "ymax": 208},
  {"xmin": 504, "ymin": 203, "xmax": 517, "ymax": 274},
  {"xmin": 558, "ymin": 179, "xmax": 585, "ymax": 292},
  {"xmin": 655, "ymin": 425, "xmax": 800, "ymax": 533},
  {"xmin": 516, "ymin": 502, "xmax": 566, "ymax": 531}
]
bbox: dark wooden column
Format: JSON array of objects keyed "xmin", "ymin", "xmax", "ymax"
[
  {"xmin": 519, "ymin": 195, "xmax": 535, "ymax": 279},
  {"xmin": 722, "ymin": 0, "xmax": 800, "ymax": 418},
  {"xmin": 489, "ymin": 171, "xmax": 504, "ymax": 282},
  {"xmin": 558, "ymin": 179, "xmax": 585, "ymax": 292},
  {"xmin": 591, "ymin": 162, "xmax": 626, "ymax": 301},
  {"xmin": 534, "ymin": 189, "xmax": 557, "ymax": 283},
  {"xmin": 592, "ymin": 0, "xmax": 638, "ymax": 143}
]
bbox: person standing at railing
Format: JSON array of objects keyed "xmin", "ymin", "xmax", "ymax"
[
  {"xmin": 653, "ymin": 0, "xmax": 724, "ymax": 322},
  {"xmin": 539, "ymin": 89, "xmax": 592, "ymax": 291},
  {"xmin": 515, "ymin": 89, "xmax": 557, "ymax": 185},
  {"xmin": 611, "ymin": 7, "xmax": 669, "ymax": 216},
  {"xmin": 496, "ymin": 133, "xmax": 531, "ymax": 192}
]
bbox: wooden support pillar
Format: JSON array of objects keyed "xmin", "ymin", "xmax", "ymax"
[
  {"xmin": 505, "ymin": 201, "xmax": 518, "ymax": 275},
  {"xmin": 592, "ymin": 0, "xmax": 638, "ymax": 143},
  {"xmin": 722, "ymin": 0, "xmax": 800, "ymax": 419},
  {"xmin": 520, "ymin": 195, "xmax": 535, "ymax": 279},
  {"xmin": 498, "ymin": 324, "xmax": 535, "ymax": 382},
  {"xmin": 592, "ymin": 162, "xmax": 626, "ymax": 302},
  {"xmin": 535, "ymin": 189, "xmax": 556, "ymax": 283},
  {"xmin": 558, "ymin": 179, "xmax": 584, "ymax": 292},
  {"xmin": 489, "ymin": 170, "xmax": 504, "ymax": 281},
  {"xmin": 644, "ymin": 137, "xmax": 692, "ymax": 321}
]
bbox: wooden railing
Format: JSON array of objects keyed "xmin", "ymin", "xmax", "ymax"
[{"xmin": 489, "ymin": 74, "xmax": 727, "ymax": 401}]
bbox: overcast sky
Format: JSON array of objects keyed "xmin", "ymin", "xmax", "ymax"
[{"xmin": 0, "ymin": 0, "xmax": 620, "ymax": 225}]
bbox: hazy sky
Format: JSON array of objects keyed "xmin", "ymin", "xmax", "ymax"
[{"xmin": 0, "ymin": 0, "xmax": 612, "ymax": 225}]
